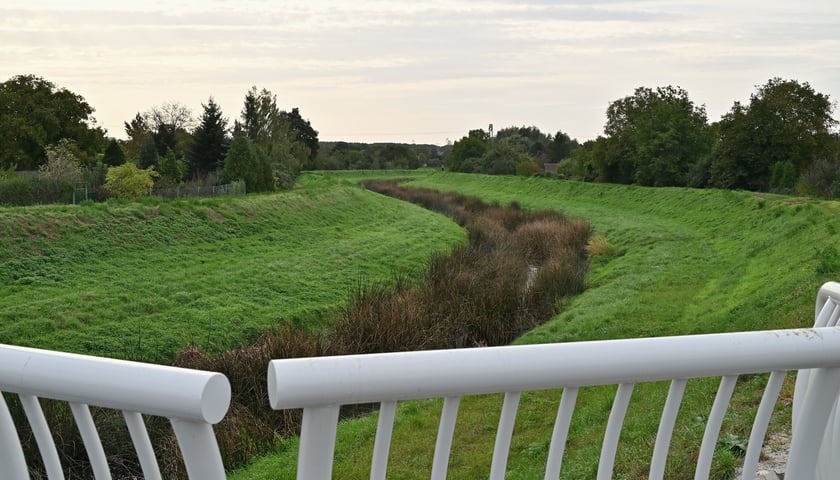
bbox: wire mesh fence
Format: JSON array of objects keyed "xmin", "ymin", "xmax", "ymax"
[{"xmin": 152, "ymin": 181, "xmax": 246, "ymax": 199}]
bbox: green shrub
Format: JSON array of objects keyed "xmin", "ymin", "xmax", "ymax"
[
  {"xmin": 104, "ymin": 162, "xmax": 159, "ymax": 199},
  {"xmin": 516, "ymin": 159, "xmax": 542, "ymax": 177},
  {"xmin": 36, "ymin": 177, "xmax": 75, "ymax": 204},
  {"xmin": 0, "ymin": 175, "xmax": 37, "ymax": 205}
]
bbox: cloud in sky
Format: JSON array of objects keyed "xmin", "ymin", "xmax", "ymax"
[{"xmin": 1, "ymin": 0, "xmax": 838, "ymax": 144}]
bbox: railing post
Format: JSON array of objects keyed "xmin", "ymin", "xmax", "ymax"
[{"xmin": 787, "ymin": 366, "xmax": 840, "ymax": 479}]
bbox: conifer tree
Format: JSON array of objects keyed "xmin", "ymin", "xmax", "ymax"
[
  {"xmin": 189, "ymin": 97, "xmax": 228, "ymax": 177},
  {"xmin": 102, "ymin": 139, "xmax": 126, "ymax": 166}
]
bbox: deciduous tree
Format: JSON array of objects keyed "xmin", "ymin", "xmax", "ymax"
[
  {"xmin": 281, "ymin": 107, "xmax": 319, "ymax": 169},
  {"xmin": 123, "ymin": 113, "xmax": 152, "ymax": 161},
  {"xmin": 447, "ymin": 130, "xmax": 488, "ymax": 172},
  {"xmin": 222, "ymin": 134, "xmax": 273, "ymax": 192},
  {"xmin": 237, "ymin": 86, "xmax": 309, "ymax": 189},
  {"xmin": 598, "ymin": 85, "xmax": 712, "ymax": 186},
  {"xmin": 710, "ymin": 78, "xmax": 837, "ymax": 191},
  {"xmin": 0, "ymin": 75, "xmax": 106, "ymax": 170}
]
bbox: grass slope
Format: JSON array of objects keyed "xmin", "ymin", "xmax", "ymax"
[
  {"xmin": 233, "ymin": 171, "xmax": 840, "ymax": 479},
  {"xmin": 0, "ymin": 173, "xmax": 465, "ymax": 363}
]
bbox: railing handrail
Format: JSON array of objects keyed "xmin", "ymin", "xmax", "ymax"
[
  {"xmin": 269, "ymin": 326, "xmax": 840, "ymax": 409},
  {"xmin": 0, "ymin": 344, "xmax": 230, "ymax": 424}
]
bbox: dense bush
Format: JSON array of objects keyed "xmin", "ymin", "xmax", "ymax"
[
  {"xmin": 0, "ymin": 175, "xmax": 77, "ymax": 205},
  {"xmin": 0, "ymin": 175, "xmax": 37, "ymax": 205},
  {"xmin": 104, "ymin": 162, "xmax": 159, "ymax": 199}
]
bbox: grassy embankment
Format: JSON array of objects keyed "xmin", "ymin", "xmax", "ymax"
[
  {"xmin": 233, "ymin": 171, "xmax": 840, "ymax": 479},
  {"xmin": 0, "ymin": 172, "xmax": 466, "ymax": 363}
]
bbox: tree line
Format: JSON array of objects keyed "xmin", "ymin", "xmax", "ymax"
[
  {"xmin": 0, "ymin": 75, "xmax": 319, "ymax": 204},
  {"xmin": 2, "ymin": 74, "xmax": 839, "ymax": 204},
  {"xmin": 447, "ymin": 78, "xmax": 840, "ymax": 197},
  {"xmin": 314, "ymin": 142, "xmax": 448, "ymax": 170}
]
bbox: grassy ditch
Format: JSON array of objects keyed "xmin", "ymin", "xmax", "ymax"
[
  {"xmin": 0, "ymin": 177, "xmax": 465, "ymax": 478},
  {"xmin": 0, "ymin": 178, "xmax": 463, "ymax": 362},
  {"xmin": 3, "ymin": 173, "xmax": 591, "ymax": 478},
  {"xmin": 172, "ymin": 181, "xmax": 590, "ymax": 477},
  {"xmin": 233, "ymin": 171, "xmax": 840, "ymax": 479}
]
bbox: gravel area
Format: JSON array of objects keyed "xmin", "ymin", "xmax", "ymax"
[{"xmin": 735, "ymin": 432, "xmax": 789, "ymax": 480}]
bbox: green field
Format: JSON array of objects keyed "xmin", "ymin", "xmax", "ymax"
[
  {"xmin": 232, "ymin": 171, "xmax": 840, "ymax": 479},
  {"xmin": 0, "ymin": 172, "xmax": 466, "ymax": 363},
  {"xmin": 4, "ymin": 170, "xmax": 838, "ymax": 478}
]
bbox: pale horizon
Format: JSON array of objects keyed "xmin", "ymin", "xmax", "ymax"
[{"xmin": 2, "ymin": 1, "xmax": 838, "ymax": 146}]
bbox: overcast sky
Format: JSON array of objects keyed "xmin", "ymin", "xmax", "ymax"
[{"xmin": 2, "ymin": 1, "xmax": 838, "ymax": 145}]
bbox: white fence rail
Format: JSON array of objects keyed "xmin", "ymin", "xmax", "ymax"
[
  {"xmin": 268, "ymin": 282, "xmax": 840, "ymax": 480},
  {"xmin": 792, "ymin": 280, "xmax": 840, "ymax": 479},
  {"xmin": 6, "ymin": 283, "xmax": 840, "ymax": 479},
  {"xmin": 0, "ymin": 345, "xmax": 230, "ymax": 479}
]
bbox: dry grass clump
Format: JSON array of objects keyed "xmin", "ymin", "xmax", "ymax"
[{"xmin": 586, "ymin": 233, "xmax": 618, "ymax": 258}]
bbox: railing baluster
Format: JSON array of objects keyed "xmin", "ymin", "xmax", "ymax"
[
  {"xmin": 597, "ymin": 383, "xmax": 635, "ymax": 480},
  {"xmin": 694, "ymin": 375, "xmax": 738, "ymax": 480},
  {"xmin": 741, "ymin": 371, "xmax": 786, "ymax": 480},
  {"xmin": 649, "ymin": 379, "xmax": 687, "ymax": 479},
  {"xmin": 0, "ymin": 392, "xmax": 29, "ymax": 478},
  {"xmin": 296, "ymin": 406, "xmax": 340, "ymax": 480},
  {"xmin": 170, "ymin": 419, "xmax": 226, "ymax": 480},
  {"xmin": 828, "ymin": 302, "xmax": 840, "ymax": 327},
  {"xmin": 431, "ymin": 396, "xmax": 460, "ymax": 480},
  {"xmin": 123, "ymin": 411, "xmax": 162, "ymax": 480},
  {"xmin": 370, "ymin": 401, "xmax": 397, "ymax": 480},
  {"xmin": 816, "ymin": 298, "xmax": 837, "ymax": 328},
  {"xmin": 69, "ymin": 402, "xmax": 111, "ymax": 479},
  {"xmin": 20, "ymin": 394, "xmax": 64, "ymax": 479},
  {"xmin": 544, "ymin": 387, "xmax": 578, "ymax": 480},
  {"xmin": 489, "ymin": 391, "xmax": 521, "ymax": 480}
]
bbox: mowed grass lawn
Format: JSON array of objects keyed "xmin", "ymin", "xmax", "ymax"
[
  {"xmin": 233, "ymin": 171, "xmax": 840, "ymax": 479},
  {"xmin": 0, "ymin": 172, "xmax": 466, "ymax": 363}
]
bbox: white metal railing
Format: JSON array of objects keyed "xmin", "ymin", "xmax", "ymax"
[
  {"xmin": 0, "ymin": 345, "xmax": 230, "ymax": 479},
  {"xmin": 792, "ymin": 281, "xmax": 840, "ymax": 479},
  {"xmin": 268, "ymin": 282, "xmax": 840, "ymax": 480}
]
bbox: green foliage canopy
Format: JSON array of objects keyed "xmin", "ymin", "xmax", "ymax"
[
  {"xmin": 237, "ymin": 86, "xmax": 310, "ymax": 189},
  {"xmin": 0, "ymin": 75, "xmax": 106, "ymax": 170},
  {"xmin": 710, "ymin": 78, "xmax": 838, "ymax": 191},
  {"xmin": 597, "ymin": 85, "xmax": 712, "ymax": 186},
  {"xmin": 222, "ymin": 135, "xmax": 273, "ymax": 192},
  {"xmin": 447, "ymin": 131, "xmax": 488, "ymax": 172}
]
